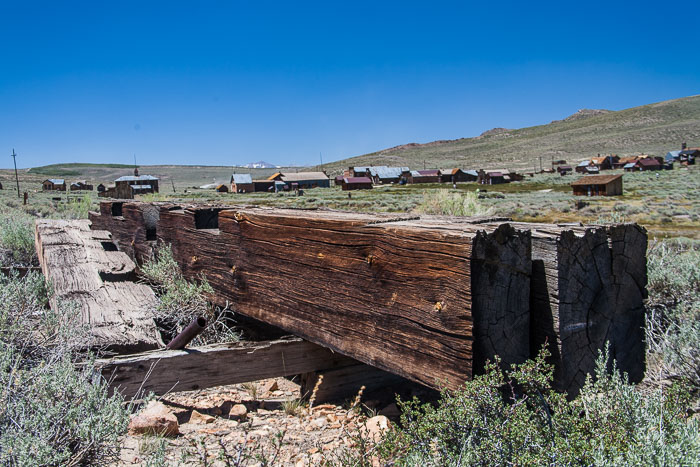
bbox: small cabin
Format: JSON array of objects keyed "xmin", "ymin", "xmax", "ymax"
[
  {"xmin": 42, "ymin": 179, "xmax": 66, "ymax": 191},
  {"xmin": 557, "ymin": 165, "xmax": 573, "ymax": 175},
  {"xmin": 571, "ymin": 174, "xmax": 623, "ymax": 196},
  {"xmin": 215, "ymin": 184, "xmax": 229, "ymax": 193},
  {"xmin": 341, "ymin": 176, "xmax": 373, "ymax": 191}
]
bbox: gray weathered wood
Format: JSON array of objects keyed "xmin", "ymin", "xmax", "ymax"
[
  {"xmin": 35, "ymin": 219, "xmax": 163, "ymax": 352},
  {"xmin": 97, "ymin": 337, "xmax": 355, "ymax": 398}
]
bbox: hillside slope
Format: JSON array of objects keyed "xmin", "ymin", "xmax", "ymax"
[{"xmin": 329, "ymin": 95, "xmax": 700, "ymax": 172}]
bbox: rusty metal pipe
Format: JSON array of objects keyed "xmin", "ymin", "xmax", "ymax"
[{"xmin": 166, "ymin": 316, "xmax": 207, "ymax": 350}]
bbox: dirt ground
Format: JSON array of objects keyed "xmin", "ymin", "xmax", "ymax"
[{"xmin": 116, "ymin": 376, "xmax": 419, "ymax": 466}]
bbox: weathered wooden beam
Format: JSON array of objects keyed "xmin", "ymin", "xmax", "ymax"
[
  {"xmin": 97, "ymin": 337, "xmax": 356, "ymax": 399},
  {"xmin": 488, "ymin": 221, "xmax": 647, "ymax": 396},
  {"xmin": 35, "ymin": 219, "xmax": 163, "ymax": 353},
  {"xmin": 89, "ymin": 202, "xmax": 647, "ymax": 397}
]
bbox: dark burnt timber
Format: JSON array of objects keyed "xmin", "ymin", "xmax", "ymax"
[
  {"xmin": 483, "ymin": 221, "xmax": 647, "ymax": 396},
  {"xmin": 89, "ymin": 201, "xmax": 647, "ymax": 395},
  {"xmin": 97, "ymin": 337, "xmax": 356, "ymax": 399},
  {"xmin": 35, "ymin": 219, "xmax": 163, "ymax": 352}
]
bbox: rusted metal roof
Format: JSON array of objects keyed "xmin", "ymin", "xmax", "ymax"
[
  {"xmin": 571, "ymin": 174, "xmax": 622, "ymax": 186},
  {"xmin": 638, "ymin": 158, "xmax": 660, "ymax": 167}
]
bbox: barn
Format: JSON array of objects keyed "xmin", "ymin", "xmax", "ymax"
[{"xmin": 571, "ymin": 174, "xmax": 623, "ymax": 196}]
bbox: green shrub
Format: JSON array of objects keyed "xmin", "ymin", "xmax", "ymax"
[
  {"xmin": 0, "ymin": 271, "xmax": 129, "ymax": 465},
  {"xmin": 0, "ymin": 211, "xmax": 37, "ymax": 266},
  {"xmin": 366, "ymin": 349, "xmax": 699, "ymax": 466},
  {"xmin": 417, "ymin": 189, "xmax": 492, "ymax": 217},
  {"xmin": 140, "ymin": 244, "xmax": 239, "ymax": 345}
]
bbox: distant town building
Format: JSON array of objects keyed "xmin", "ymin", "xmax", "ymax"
[
  {"xmin": 230, "ymin": 173, "xmax": 254, "ymax": 193},
  {"xmin": 99, "ymin": 168, "xmax": 159, "ymax": 198},
  {"xmin": 42, "ymin": 179, "xmax": 66, "ymax": 191},
  {"xmin": 70, "ymin": 181, "xmax": 93, "ymax": 191},
  {"xmin": 268, "ymin": 172, "xmax": 330, "ymax": 189},
  {"xmin": 571, "ymin": 174, "xmax": 623, "ymax": 196},
  {"xmin": 215, "ymin": 184, "xmax": 229, "ymax": 193},
  {"xmin": 341, "ymin": 176, "xmax": 373, "ymax": 191},
  {"xmin": 404, "ymin": 170, "xmax": 441, "ymax": 184}
]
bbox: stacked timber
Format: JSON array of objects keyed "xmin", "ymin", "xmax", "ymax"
[
  {"xmin": 88, "ymin": 201, "xmax": 648, "ymax": 396},
  {"xmin": 35, "ymin": 219, "xmax": 163, "ymax": 352}
]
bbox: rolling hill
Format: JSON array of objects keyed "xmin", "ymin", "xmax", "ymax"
[{"xmin": 325, "ymin": 94, "xmax": 700, "ymax": 173}]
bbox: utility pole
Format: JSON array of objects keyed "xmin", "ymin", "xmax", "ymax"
[
  {"xmin": 539, "ymin": 156, "xmax": 542, "ymax": 173},
  {"xmin": 11, "ymin": 149, "xmax": 20, "ymax": 197}
]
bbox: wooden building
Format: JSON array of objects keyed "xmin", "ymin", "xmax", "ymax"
[
  {"xmin": 215, "ymin": 184, "xmax": 229, "ymax": 193},
  {"xmin": 230, "ymin": 174, "xmax": 254, "ymax": 193},
  {"xmin": 341, "ymin": 176, "xmax": 373, "ymax": 191},
  {"xmin": 679, "ymin": 148, "xmax": 698, "ymax": 165},
  {"xmin": 590, "ymin": 155, "xmax": 619, "ymax": 170},
  {"xmin": 268, "ymin": 172, "xmax": 330, "ymax": 189},
  {"xmin": 557, "ymin": 165, "xmax": 572, "ymax": 175},
  {"xmin": 114, "ymin": 174, "xmax": 159, "ymax": 193},
  {"xmin": 477, "ymin": 170, "xmax": 512, "ymax": 184},
  {"xmin": 96, "ymin": 183, "xmax": 106, "ymax": 193},
  {"xmin": 405, "ymin": 170, "xmax": 441, "ymax": 184},
  {"xmin": 571, "ymin": 174, "xmax": 623, "ymax": 196},
  {"xmin": 70, "ymin": 181, "xmax": 93, "ymax": 191},
  {"xmin": 42, "ymin": 179, "xmax": 66, "ymax": 191},
  {"xmin": 440, "ymin": 168, "xmax": 478, "ymax": 183}
]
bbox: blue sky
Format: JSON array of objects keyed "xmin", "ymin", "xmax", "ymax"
[{"xmin": 1, "ymin": 1, "xmax": 698, "ymax": 168}]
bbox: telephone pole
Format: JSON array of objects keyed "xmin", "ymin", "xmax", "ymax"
[{"xmin": 11, "ymin": 149, "xmax": 20, "ymax": 197}]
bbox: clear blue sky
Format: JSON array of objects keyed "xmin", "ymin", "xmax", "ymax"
[{"xmin": 1, "ymin": 0, "xmax": 698, "ymax": 168}]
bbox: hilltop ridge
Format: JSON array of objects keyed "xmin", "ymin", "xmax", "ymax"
[{"xmin": 327, "ymin": 95, "xmax": 700, "ymax": 172}]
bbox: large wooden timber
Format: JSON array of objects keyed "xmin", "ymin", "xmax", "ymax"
[
  {"xmin": 90, "ymin": 203, "xmax": 532, "ymax": 390},
  {"xmin": 483, "ymin": 221, "xmax": 647, "ymax": 396},
  {"xmin": 35, "ymin": 219, "xmax": 163, "ymax": 352},
  {"xmin": 97, "ymin": 337, "xmax": 355, "ymax": 398},
  {"xmin": 88, "ymin": 201, "xmax": 647, "ymax": 395}
]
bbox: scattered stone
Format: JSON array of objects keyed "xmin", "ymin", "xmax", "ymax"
[
  {"xmin": 260, "ymin": 380, "xmax": 279, "ymax": 394},
  {"xmin": 363, "ymin": 415, "xmax": 390, "ymax": 442},
  {"xmin": 128, "ymin": 401, "xmax": 179, "ymax": 437},
  {"xmin": 189, "ymin": 410, "xmax": 215, "ymax": 424},
  {"xmin": 229, "ymin": 403, "xmax": 248, "ymax": 421}
]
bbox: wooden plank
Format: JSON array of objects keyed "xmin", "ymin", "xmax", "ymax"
[
  {"xmin": 35, "ymin": 219, "xmax": 163, "ymax": 352},
  {"xmin": 97, "ymin": 337, "xmax": 356, "ymax": 398}
]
